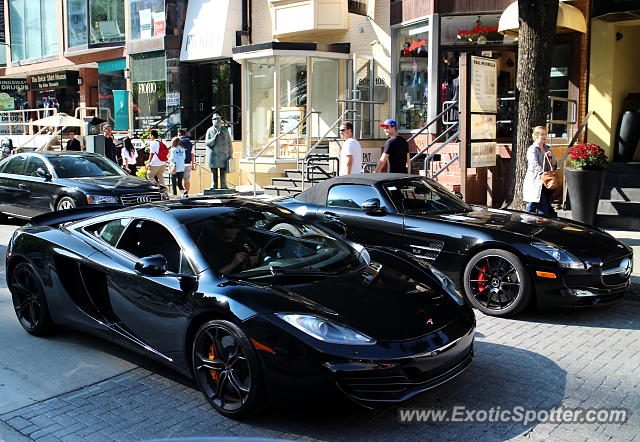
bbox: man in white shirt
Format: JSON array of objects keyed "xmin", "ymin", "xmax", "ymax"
[
  {"xmin": 339, "ymin": 121, "xmax": 362, "ymax": 175},
  {"xmin": 146, "ymin": 130, "xmax": 166, "ymax": 185}
]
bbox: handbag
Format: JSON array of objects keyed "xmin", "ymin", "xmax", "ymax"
[{"xmin": 541, "ymin": 152, "xmax": 561, "ymax": 190}]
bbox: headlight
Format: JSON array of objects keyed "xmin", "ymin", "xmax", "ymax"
[
  {"xmin": 276, "ymin": 313, "xmax": 376, "ymax": 345},
  {"xmin": 531, "ymin": 241, "xmax": 585, "ymax": 269},
  {"xmin": 430, "ymin": 266, "xmax": 465, "ymax": 305},
  {"xmin": 85, "ymin": 194, "xmax": 119, "ymax": 204}
]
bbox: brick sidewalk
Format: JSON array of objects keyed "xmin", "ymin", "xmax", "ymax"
[{"xmin": 1, "ymin": 296, "xmax": 639, "ymax": 442}]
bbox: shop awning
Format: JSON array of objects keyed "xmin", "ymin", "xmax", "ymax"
[
  {"xmin": 498, "ymin": 0, "xmax": 587, "ymax": 36},
  {"xmin": 179, "ymin": 0, "xmax": 242, "ymax": 62}
]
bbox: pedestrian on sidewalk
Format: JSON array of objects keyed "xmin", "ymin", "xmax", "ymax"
[
  {"xmin": 121, "ymin": 137, "xmax": 139, "ymax": 176},
  {"xmin": 65, "ymin": 130, "xmax": 82, "ymax": 151},
  {"xmin": 179, "ymin": 129, "xmax": 195, "ymax": 196},
  {"xmin": 523, "ymin": 125, "xmax": 557, "ymax": 216},
  {"xmin": 103, "ymin": 125, "xmax": 119, "ymax": 165},
  {"xmin": 146, "ymin": 130, "xmax": 167, "ymax": 185},
  {"xmin": 169, "ymin": 137, "xmax": 186, "ymax": 196},
  {"xmin": 339, "ymin": 121, "xmax": 362, "ymax": 175},
  {"xmin": 375, "ymin": 119, "xmax": 410, "ymax": 174}
]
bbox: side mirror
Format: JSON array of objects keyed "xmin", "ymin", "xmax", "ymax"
[
  {"xmin": 135, "ymin": 254, "xmax": 168, "ymax": 276},
  {"xmin": 454, "ymin": 191, "xmax": 463, "ymax": 200},
  {"xmin": 36, "ymin": 167, "xmax": 52, "ymax": 181},
  {"xmin": 361, "ymin": 198, "xmax": 386, "ymax": 215}
]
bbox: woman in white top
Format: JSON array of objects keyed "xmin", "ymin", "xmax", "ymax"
[
  {"xmin": 522, "ymin": 126, "xmax": 557, "ymax": 216},
  {"xmin": 121, "ymin": 137, "xmax": 139, "ymax": 176}
]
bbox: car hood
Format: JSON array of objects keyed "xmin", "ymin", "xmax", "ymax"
[
  {"xmin": 427, "ymin": 207, "xmax": 627, "ymax": 261},
  {"xmin": 67, "ymin": 175, "xmax": 162, "ymax": 192},
  {"xmin": 260, "ymin": 254, "xmax": 465, "ymax": 341}
]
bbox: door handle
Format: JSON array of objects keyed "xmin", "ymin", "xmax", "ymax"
[
  {"xmin": 323, "ymin": 211, "xmax": 340, "ymax": 222},
  {"xmin": 18, "ymin": 184, "xmax": 27, "ymax": 190}
]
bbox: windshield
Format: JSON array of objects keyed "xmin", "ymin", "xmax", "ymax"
[
  {"xmin": 382, "ymin": 178, "xmax": 472, "ymax": 215},
  {"xmin": 186, "ymin": 206, "xmax": 365, "ymax": 278},
  {"xmin": 48, "ymin": 155, "xmax": 125, "ymax": 178}
]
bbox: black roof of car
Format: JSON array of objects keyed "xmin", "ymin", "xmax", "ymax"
[{"xmin": 295, "ymin": 173, "xmax": 414, "ymax": 205}]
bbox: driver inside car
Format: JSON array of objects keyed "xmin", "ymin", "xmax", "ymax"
[{"xmin": 209, "ymin": 216, "xmax": 260, "ymax": 275}]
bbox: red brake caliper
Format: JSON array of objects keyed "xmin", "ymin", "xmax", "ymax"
[{"xmin": 477, "ymin": 264, "xmax": 489, "ymax": 291}]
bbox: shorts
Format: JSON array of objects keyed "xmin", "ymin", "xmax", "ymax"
[{"xmin": 183, "ymin": 163, "xmax": 192, "ymax": 183}]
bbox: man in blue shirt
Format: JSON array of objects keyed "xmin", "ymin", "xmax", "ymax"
[{"xmin": 178, "ymin": 129, "xmax": 195, "ymax": 195}]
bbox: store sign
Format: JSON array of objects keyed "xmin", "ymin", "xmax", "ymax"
[
  {"xmin": 137, "ymin": 82, "xmax": 158, "ymax": 94},
  {"xmin": 180, "ymin": 0, "xmax": 242, "ymax": 61},
  {"xmin": 0, "ymin": 79, "xmax": 27, "ymax": 92},
  {"xmin": 457, "ymin": 23, "xmax": 499, "ymax": 38},
  {"xmin": 139, "ymin": 9, "xmax": 152, "ymax": 39},
  {"xmin": 113, "ymin": 90, "xmax": 129, "ymax": 131},
  {"xmin": 166, "ymin": 92, "xmax": 180, "ymax": 107},
  {"xmin": 470, "ymin": 142, "xmax": 497, "ymax": 168},
  {"xmin": 470, "ymin": 56, "xmax": 497, "ymax": 114},
  {"xmin": 593, "ymin": 0, "xmax": 640, "ymax": 17},
  {"xmin": 31, "ymin": 71, "xmax": 78, "ymax": 90},
  {"xmin": 98, "ymin": 58, "xmax": 126, "ymax": 73}
]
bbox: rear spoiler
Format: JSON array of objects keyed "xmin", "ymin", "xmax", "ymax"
[{"xmin": 29, "ymin": 205, "xmax": 126, "ymax": 227}]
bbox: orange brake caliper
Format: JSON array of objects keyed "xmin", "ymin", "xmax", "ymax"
[{"xmin": 208, "ymin": 344, "xmax": 219, "ymax": 382}]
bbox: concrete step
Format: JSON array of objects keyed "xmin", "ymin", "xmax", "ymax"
[
  {"xmin": 284, "ymin": 169, "xmax": 330, "ymax": 180},
  {"xmin": 597, "ymin": 200, "xmax": 640, "ymax": 217},
  {"xmin": 263, "ymin": 185, "xmax": 303, "ymax": 197},
  {"xmin": 558, "ymin": 210, "xmax": 640, "ymax": 231},
  {"xmin": 604, "ymin": 173, "xmax": 640, "ymax": 188},
  {"xmin": 600, "ymin": 186, "xmax": 640, "ymax": 202}
]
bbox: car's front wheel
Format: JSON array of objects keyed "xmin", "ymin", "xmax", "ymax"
[
  {"xmin": 10, "ymin": 262, "xmax": 54, "ymax": 336},
  {"xmin": 56, "ymin": 196, "xmax": 77, "ymax": 211},
  {"xmin": 192, "ymin": 320, "xmax": 264, "ymax": 419},
  {"xmin": 463, "ymin": 248, "xmax": 531, "ymax": 317}
]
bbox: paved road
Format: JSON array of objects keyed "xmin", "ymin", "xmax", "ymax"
[{"xmin": 0, "ymin": 221, "xmax": 638, "ymax": 441}]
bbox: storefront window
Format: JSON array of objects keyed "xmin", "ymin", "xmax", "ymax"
[
  {"xmin": 67, "ymin": 0, "xmax": 88, "ymax": 48},
  {"xmin": 9, "ymin": 0, "xmax": 58, "ymax": 62},
  {"xmin": 130, "ymin": 0, "xmax": 165, "ymax": 40},
  {"xmin": 89, "ymin": 0, "xmax": 125, "ymax": 44},
  {"xmin": 440, "ymin": 15, "xmax": 516, "ymax": 46},
  {"xmin": 311, "ymin": 58, "xmax": 339, "ymax": 138},
  {"xmin": 395, "ymin": 20, "xmax": 430, "ymax": 131},
  {"xmin": 131, "ymin": 51, "xmax": 167, "ymax": 133},
  {"xmin": 247, "ymin": 57, "xmax": 275, "ymax": 156}
]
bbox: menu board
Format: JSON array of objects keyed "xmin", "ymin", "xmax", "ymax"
[
  {"xmin": 470, "ymin": 142, "xmax": 497, "ymax": 168},
  {"xmin": 470, "ymin": 114, "xmax": 496, "ymax": 140},
  {"xmin": 470, "ymin": 56, "xmax": 497, "ymax": 113}
]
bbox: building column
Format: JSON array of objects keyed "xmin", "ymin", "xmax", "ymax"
[{"xmin": 79, "ymin": 68, "xmax": 99, "ymax": 109}]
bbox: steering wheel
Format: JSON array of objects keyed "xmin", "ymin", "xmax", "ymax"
[{"xmin": 259, "ymin": 236, "xmax": 287, "ymax": 264}]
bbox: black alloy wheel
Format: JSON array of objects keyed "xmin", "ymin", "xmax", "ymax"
[
  {"xmin": 463, "ymin": 248, "xmax": 531, "ymax": 317},
  {"xmin": 56, "ymin": 196, "xmax": 77, "ymax": 211},
  {"xmin": 10, "ymin": 262, "xmax": 54, "ymax": 335},
  {"xmin": 192, "ymin": 320, "xmax": 263, "ymax": 418}
]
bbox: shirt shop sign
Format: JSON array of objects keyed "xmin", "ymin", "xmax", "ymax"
[{"xmin": 30, "ymin": 72, "xmax": 78, "ymax": 91}]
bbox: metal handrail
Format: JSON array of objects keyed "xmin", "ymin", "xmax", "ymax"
[
  {"xmin": 0, "ymin": 108, "xmax": 58, "ymax": 136},
  {"xmin": 148, "ymin": 106, "xmax": 184, "ymax": 131},
  {"xmin": 407, "ymin": 101, "xmax": 457, "ymax": 145},
  {"xmin": 249, "ymin": 110, "xmax": 317, "ymax": 196}
]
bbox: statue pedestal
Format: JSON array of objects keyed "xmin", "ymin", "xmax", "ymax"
[{"xmin": 203, "ymin": 187, "xmax": 236, "ymax": 196}]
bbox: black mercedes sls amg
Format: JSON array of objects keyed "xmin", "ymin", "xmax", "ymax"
[
  {"xmin": 7, "ymin": 198, "xmax": 475, "ymax": 418},
  {"xmin": 278, "ymin": 174, "xmax": 633, "ymax": 317}
]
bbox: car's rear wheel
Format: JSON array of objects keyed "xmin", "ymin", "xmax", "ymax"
[
  {"xmin": 10, "ymin": 262, "xmax": 54, "ymax": 336},
  {"xmin": 463, "ymin": 249, "xmax": 531, "ymax": 317},
  {"xmin": 56, "ymin": 196, "xmax": 76, "ymax": 211},
  {"xmin": 192, "ymin": 320, "xmax": 264, "ymax": 419}
]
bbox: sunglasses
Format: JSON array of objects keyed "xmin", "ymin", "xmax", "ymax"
[{"xmin": 339, "ymin": 128, "xmax": 348, "ymax": 132}]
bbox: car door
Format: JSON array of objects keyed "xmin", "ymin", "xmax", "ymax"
[
  {"xmin": 316, "ymin": 183, "xmax": 405, "ymax": 248},
  {"xmin": 20, "ymin": 156, "xmax": 58, "ymax": 217},
  {"xmin": 96, "ymin": 218, "xmax": 194, "ymax": 356},
  {"xmin": 0, "ymin": 155, "xmax": 31, "ymax": 217}
]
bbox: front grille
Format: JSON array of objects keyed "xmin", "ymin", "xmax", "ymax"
[
  {"xmin": 601, "ymin": 257, "xmax": 632, "ymax": 287},
  {"xmin": 336, "ymin": 348, "xmax": 473, "ymax": 402},
  {"xmin": 120, "ymin": 192, "xmax": 163, "ymax": 206}
]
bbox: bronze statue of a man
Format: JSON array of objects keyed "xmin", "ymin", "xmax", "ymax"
[{"xmin": 204, "ymin": 113, "xmax": 232, "ymax": 189}]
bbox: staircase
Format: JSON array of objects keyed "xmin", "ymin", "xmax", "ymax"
[
  {"xmin": 263, "ymin": 144, "xmax": 336, "ymax": 197},
  {"xmin": 595, "ymin": 162, "xmax": 640, "ymax": 230}
]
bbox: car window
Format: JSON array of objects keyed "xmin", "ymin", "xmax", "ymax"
[
  {"xmin": 85, "ymin": 218, "xmax": 132, "ymax": 247},
  {"xmin": 47, "ymin": 155, "xmax": 125, "ymax": 178},
  {"xmin": 117, "ymin": 219, "xmax": 184, "ymax": 273},
  {"xmin": 24, "ymin": 157, "xmax": 47, "ymax": 177},
  {"xmin": 1, "ymin": 156, "xmax": 28, "ymax": 175},
  {"xmin": 327, "ymin": 184, "xmax": 387, "ymax": 209},
  {"xmin": 382, "ymin": 179, "xmax": 472, "ymax": 215}
]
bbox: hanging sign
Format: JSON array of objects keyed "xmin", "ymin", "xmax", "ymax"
[
  {"xmin": 470, "ymin": 56, "xmax": 497, "ymax": 113},
  {"xmin": 113, "ymin": 90, "xmax": 130, "ymax": 131},
  {"xmin": 470, "ymin": 114, "xmax": 496, "ymax": 140}
]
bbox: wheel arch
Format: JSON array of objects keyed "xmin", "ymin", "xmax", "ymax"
[{"xmin": 53, "ymin": 192, "xmax": 85, "ymax": 211}]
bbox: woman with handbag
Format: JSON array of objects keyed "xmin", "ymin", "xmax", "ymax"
[{"xmin": 522, "ymin": 125, "xmax": 558, "ymax": 216}]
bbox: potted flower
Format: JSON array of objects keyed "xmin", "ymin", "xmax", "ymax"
[{"xmin": 565, "ymin": 143, "xmax": 608, "ymax": 225}]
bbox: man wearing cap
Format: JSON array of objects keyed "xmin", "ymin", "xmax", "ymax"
[{"xmin": 375, "ymin": 119, "xmax": 410, "ymax": 174}]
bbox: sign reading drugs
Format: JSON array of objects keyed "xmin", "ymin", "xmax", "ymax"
[{"xmin": 470, "ymin": 56, "xmax": 497, "ymax": 113}]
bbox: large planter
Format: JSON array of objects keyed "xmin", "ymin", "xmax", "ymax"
[
  {"xmin": 565, "ymin": 168, "xmax": 605, "ymax": 225},
  {"xmin": 615, "ymin": 111, "xmax": 640, "ymax": 162}
]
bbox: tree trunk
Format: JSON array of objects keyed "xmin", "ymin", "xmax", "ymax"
[{"xmin": 505, "ymin": 0, "xmax": 559, "ymax": 210}]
